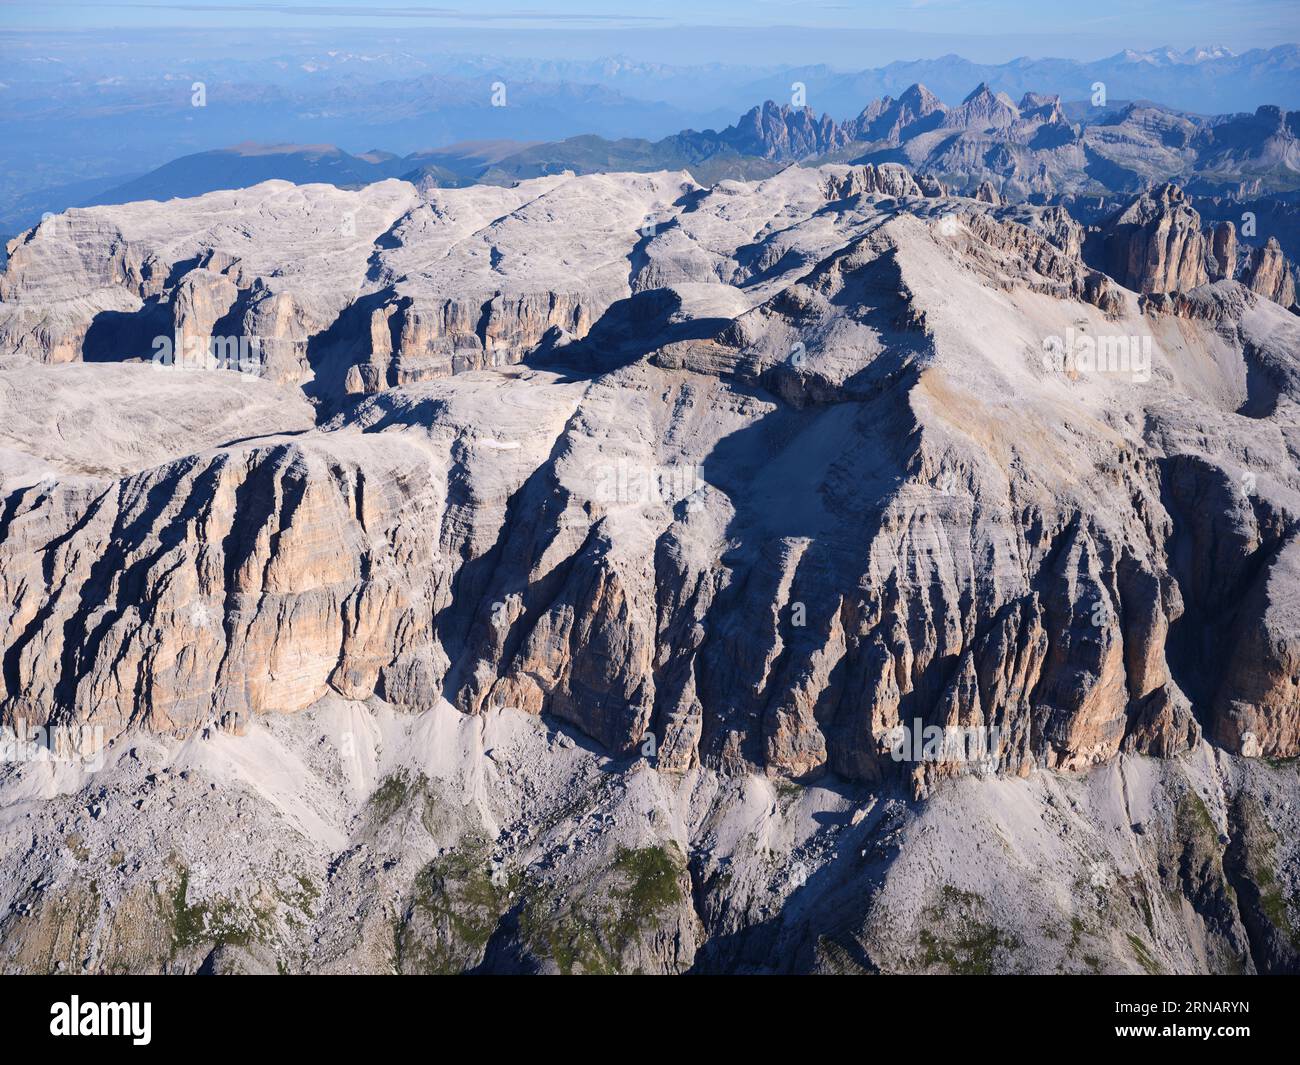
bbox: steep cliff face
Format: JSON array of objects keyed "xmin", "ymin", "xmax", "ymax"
[
  {"xmin": 3, "ymin": 166, "xmax": 1300, "ymax": 976},
  {"xmin": 3, "ymin": 167, "xmax": 1299, "ymax": 796},
  {"xmin": 1209, "ymin": 220, "xmax": 1238, "ymax": 279},
  {"xmin": 726, "ymin": 102, "xmax": 853, "ymax": 160},
  {"xmin": 823, "ymin": 163, "xmax": 921, "ymax": 201},
  {"xmin": 1241, "ymin": 236, "xmax": 1298, "ymax": 308},
  {"xmin": 1098, "ymin": 183, "xmax": 1211, "ymax": 293},
  {"xmin": 1095, "ymin": 185, "xmax": 1299, "ymax": 311}
]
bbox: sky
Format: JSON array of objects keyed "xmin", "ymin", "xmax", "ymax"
[{"xmin": 1, "ymin": 1, "xmax": 1297, "ymax": 66}]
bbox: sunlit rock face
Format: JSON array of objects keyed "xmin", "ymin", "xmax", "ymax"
[
  {"xmin": 3, "ymin": 165, "xmax": 1299, "ymax": 789},
  {"xmin": 3, "ymin": 165, "xmax": 1300, "ymax": 976}
]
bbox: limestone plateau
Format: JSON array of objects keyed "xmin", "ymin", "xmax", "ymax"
[{"xmin": 0, "ymin": 163, "xmax": 1298, "ymax": 975}]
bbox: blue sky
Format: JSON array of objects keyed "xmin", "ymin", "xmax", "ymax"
[
  {"xmin": 1, "ymin": 1, "xmax": 1296, "ymax": 65},
  {"xmin": 0, "ymin": 0, "xmax": 1294, "ymax": 35}
]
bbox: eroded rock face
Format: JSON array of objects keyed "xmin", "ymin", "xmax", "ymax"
[
  {"xmin": 1098, "ymin": 183, "xmax": 1211, "ymax": 293},
  {"xmin": 1212, "ymin": 536, "xmax": 1300, "ymax": 758},
  {"xmin": 4, "ymin": 166, "xmax": 1299, "ymax": 797},
  {"xmin": 170, "ymin": 269, "xmax": 240, "ymax": 361},
  {"xmin": 1209, "ymin": 220, "xmax": 1238, "ymax": 280},
  {"xmin": 915, "ymin": 174, "xmax": 948, "ymax": 197},
  {"xmin": 1096, "ymin": 186, "xmax": 1298, "ymax": 311},
  {"xmin": 1241, "ymin": 237, "xmax": 1298, "ymax": 308},
  {"xmin": 727, "ymin": 101, "xmax": 852, "ymax": 161},
  {"xmin": 5, "ymin": 166, "xmax": 1300, "ymax": 978},
  {"xmin": 824, "ymin": 163, "xmax": 922, "ymax": 201}
]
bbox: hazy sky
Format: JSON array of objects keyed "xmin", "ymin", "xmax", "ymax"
[{"xmin": 1, "ymin": 1, "xmax": 1297, "ymax": 66}]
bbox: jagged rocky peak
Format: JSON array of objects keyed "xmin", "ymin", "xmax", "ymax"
[
  {"xmin": 898, "ymin": 81, "xmax": 944, "ymax": 113},
  {"xmin": 942, "ymin": 81, "xmax": 1021, "ymax": 130},
  {"xmin": 1242, "ymin": 236, "xmax": 1298, "ymax": 309},
  {"xmin": 850, "ymin": 82, "xmax": 947, "ymax": 144},
  {"xmin": 1098, "ymin": 182, "xmax": 1211, "ymax": 293},
  {"xmin": 915, "ymin": 173, "xmax": 948, "ymax": 197},
  {"xmin": 1014, "ymin": 93, "xmax": 1071, "ymax": 138},
  {"xmin": 1094, "ymin": 182, "xmax": 1299, "ymax": 307},
  {"xmin": 1113, "ymin": 180, "xmax": 1195, "ymax": 223},
  {"xmin": 728, "ymin": 100, "xmax": 850, "ymax": 160},
  {"xmin": 1017, "ymin": 90, "xmax": 1063, "ymax": 117},
  {"xmin": 1239, "ymin": 103, "xmax": 1300, "ymax": 141}
]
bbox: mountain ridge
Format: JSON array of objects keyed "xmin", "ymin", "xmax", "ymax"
[
  {"xmin": 3, "ymin": 164, "xmax": 1300, "ymax": 973},
  {"xmin": 70, "ymin": 86, "xmax": 1300, "ymax": 213}
]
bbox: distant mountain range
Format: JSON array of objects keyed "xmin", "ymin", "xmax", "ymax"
[
  {"xmin": 0, "ymin": 73, "xmax": 722, "ymax": 234},
  {"xmin": 62, "ymin": 83, "xmax": 1299, "ymax": 216},
  {"xmin": 737, "ymin": 45, "xmax": 1300, "ymax": 120},
  {"xmin": 2, "ymin": 40, "xmax": 1295, "ymax": 230},
  {"xmin": 79, "ymin": 141, "xmax": 540, "ymax": 208}
]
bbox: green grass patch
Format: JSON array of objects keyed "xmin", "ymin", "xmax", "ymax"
[
  {"xmin": 167, "ymin": 866, "xmax": 271, "ymax": 957},
  {"xmin": 519, "ymin": 897, "xmax": 620, "ymax": 976},
  {"xmin": 1128, "ymin": 933, "xmax": 1160, "ymax": 974},
  {"xmin": 367, "ymin": 769, "xmax": 420, "ymax": 823},
  {"xmin": 1178, "ymin": 791, "xmax": 1217, "ymax": 838},
  {"xmin": 517, "ymin": 844, "xmax": 686, "ymax": 975},
  {"xmin": 610, "ymin": 845, "xmax": 683, "ymax": 943},
  {"xmin": 917, "ymin": 886, "xmax": 1019, "ymax": 975},
  {"xmin": 1235, "ymin": 798, "xmax": 1299, "ymax": 949},
  {"xmin": 394, "ymin": 839, "xmax": 520, "ymax": 974}
]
